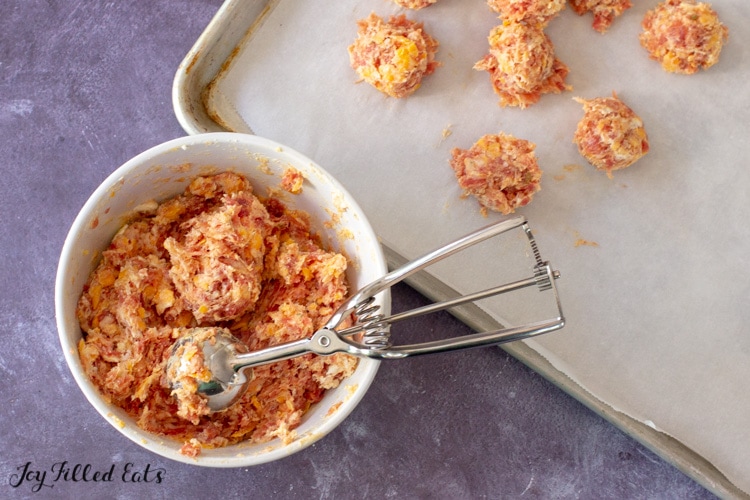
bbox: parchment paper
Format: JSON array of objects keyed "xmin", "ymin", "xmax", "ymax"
[{"xmin": 200, "ymin": 0, "xmax": 750, "ymax": 494}]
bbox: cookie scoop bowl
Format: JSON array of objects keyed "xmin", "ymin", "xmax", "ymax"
[{"xmin": 55, "ymin": 132, "xmax": 387, "ymax": 466}]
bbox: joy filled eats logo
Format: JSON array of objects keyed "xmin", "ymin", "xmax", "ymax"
[{"xmin": 9, "ymin": 461, "xmax": 165, "ymax": 493}]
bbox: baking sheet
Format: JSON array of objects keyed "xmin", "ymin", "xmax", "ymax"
[{"xmin": 173, "ymin": 1, "xmax": 750, "ymax": 496}]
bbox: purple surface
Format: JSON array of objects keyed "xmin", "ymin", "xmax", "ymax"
[{"xmin": 0, "ymin": 1, "xmax": 714, "ymax": 498}]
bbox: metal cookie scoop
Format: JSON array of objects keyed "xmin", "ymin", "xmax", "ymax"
[{"xmin": 166, "ymin": 216, "xmax": 564, "ymax": 413}]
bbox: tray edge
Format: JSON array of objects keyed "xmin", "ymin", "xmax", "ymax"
[{"xmin": 171, "ymin": 2, "xmax": 746, "ymax": 497}]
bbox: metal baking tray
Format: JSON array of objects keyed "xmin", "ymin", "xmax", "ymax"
[{"xmin": 173, "ymin": 1, "xmax": 750, "ymax": 497}]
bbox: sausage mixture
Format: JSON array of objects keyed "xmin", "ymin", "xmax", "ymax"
[
  {"xmin": 281, "ymin": 166, "xmax": 304, "ymax": 194},
  {"xmin": 486, "ymin": 0, "xmax": 565, "ymax": 26},
  {"xmin": 348, "ymin": 13, "xmax": 440, "ymax": 98},
  {"xmin": 474, "ymin": 21, "xmax": 570, "ymax": 108},
  {"xmin": 449, "ymin": 133, "xmax": 542, "ymax": 215},
  {"xmin": 639, "ymin": 0, "xmax": 728, "ymax": 74},
  {"xmin": 569, "ymin": 0, "xmax": 632, "ymax": 33},
  {"xmin": 573, "ymin": 92, "xmax": 649, "ymax": 175},
  {"xmin": 164, "ymin": 327, "xmax": 225, "ymax": 425},
  {"xmin": 392, "ymin": 0, "xmax": 438, "ymax": 10},
  {"xmin": 76, "ymin": 172, "xmax": 357, "ymax": 457}
]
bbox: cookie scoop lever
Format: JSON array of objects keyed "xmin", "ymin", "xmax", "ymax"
[{"xmin": 166, "ymin": 216, "xmax": 564, "ymax": 413}]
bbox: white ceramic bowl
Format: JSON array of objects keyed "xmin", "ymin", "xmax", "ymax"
[{"xmin": 55, "ymin": 132, "xmax": 387, "ymax": 466}]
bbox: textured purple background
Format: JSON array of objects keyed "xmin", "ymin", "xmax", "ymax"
[{"xmin": 0, "ymin": 1, "xmax": 714, "ymax": 498}]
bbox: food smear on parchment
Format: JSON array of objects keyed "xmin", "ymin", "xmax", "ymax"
[{"xmin": 76, "ymin": 172, "xmax": 357, "ymax": 457}]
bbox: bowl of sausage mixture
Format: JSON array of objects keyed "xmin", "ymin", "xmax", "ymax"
[{"xmin": 56, "ymin": 133, "xmax": 387, "ymax": 466}]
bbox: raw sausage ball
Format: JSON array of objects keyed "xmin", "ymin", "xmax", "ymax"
[
  {"xmin": 573, "ymin": 92, "xmax": 649, "ymax": 176},
  {"xmin": 348, "ymin": 13, "xmax": 440, "ymax": 98},
  {"xmin": 640, "ymin": 0, "xmax": 728, "ymax": 74},
  {"xmin": 450, "ymin": 133, "xmax": 542, "ymax": 215}
]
